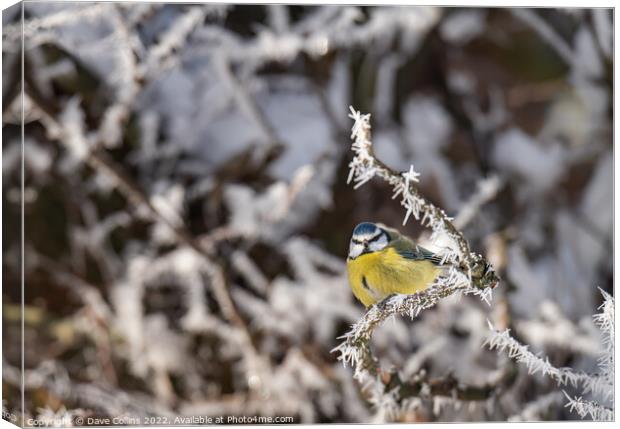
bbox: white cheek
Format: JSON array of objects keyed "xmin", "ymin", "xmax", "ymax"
[
  {"xmin": 349, "ymin": 243, "xmax": 364, "ymax": 259},
  {"xmin": 368, "ymin": 236, "xmax": 388, "ymax": 252}
]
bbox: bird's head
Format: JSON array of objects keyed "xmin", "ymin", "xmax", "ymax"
[{"xmin": 348, "ymin": 222, "xmax": 390, "ymax": 260}]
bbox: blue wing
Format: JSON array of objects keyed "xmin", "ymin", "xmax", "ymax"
[{"xmin": 393, "ymin": 240, "xmax": 445, "ymax": 265}]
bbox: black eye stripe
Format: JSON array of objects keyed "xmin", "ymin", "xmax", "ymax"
[
  {"xmin": 352, "ymin": 239, "xmax": 362, "ymax": 244},
  {"xmin": 367, "ymin": 232, "xmax": 384, "ymax": 243}
]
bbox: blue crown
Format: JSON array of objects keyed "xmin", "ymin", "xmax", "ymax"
[{"xmin": 352, "ymin": 222, "xmax": 379, "ymax": 236}]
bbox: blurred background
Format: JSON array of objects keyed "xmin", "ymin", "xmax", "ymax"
[{"xmin": 2, "ymin": 2, "xmax": 613, "ymax": 424}]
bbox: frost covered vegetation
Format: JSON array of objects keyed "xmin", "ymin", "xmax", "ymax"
[
  {"xmin": 2, "ymin": 3, "xmax": 613, "ymax": 424},
  {"xmin": 333, "ymin": 108, "xmax": 612, "ymax": 421}
]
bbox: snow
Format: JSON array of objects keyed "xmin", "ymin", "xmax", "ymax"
[
  {"xmin": 440, "ymin": 10, "xmax": 486, "ymax": 45},
  {"xmin": 493, "ymin": 128, "xmax": 566, "ymax": 197}
]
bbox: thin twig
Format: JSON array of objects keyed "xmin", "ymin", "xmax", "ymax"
[
  {"xmin": 511, "ymin": 9, "xmax": 573, "ymax": 65},
  {"xmin": 384, "ymin": 367, "xmax": 517, "ymax": 402}
]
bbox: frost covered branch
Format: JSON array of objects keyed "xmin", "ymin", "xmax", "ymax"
[
  {"xmin": 334, "ymin": 284, "xmax": 464, "ymax": 380},
  {"xmin": 346, "ymin": 107, "xmax": 499, "ymax": 291},
  {"xmin": 485, "ymin": 290, "xmax": 614, "ymax": 421},
  {"xmin": 26, "ymin": 92, "xmax": 272, "ymax": 399},
  {"xmin": 563, "ymin": 393, "xmax": 614, "ymax": 421},
  {"xmin": 453, "ymin": 175, "xmax": 503, "ymax": 230},
  {"xmin": 333, "ymin": 108, "xmax": 502, "ymax": 417},
  {"xmin": 333, "ymin": 280, "xmax": 507, "ymax": 416},
  {"xmin": 2, "ymin": 360, "xmax": 173, "ymax": 419}
]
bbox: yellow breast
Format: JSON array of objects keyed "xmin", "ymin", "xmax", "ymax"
[{"xmin": 347, "ymin": 247, "xmax": 441, "ymax": 307}]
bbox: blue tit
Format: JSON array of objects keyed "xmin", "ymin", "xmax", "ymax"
[{"xmin": 346, "ymin": 222, "xmax": 446, "ymax": 307}]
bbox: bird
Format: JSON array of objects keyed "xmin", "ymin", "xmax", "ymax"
[{"xmin": 346, "ymin": 222, "xmax": 447, "ymax": 307}]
